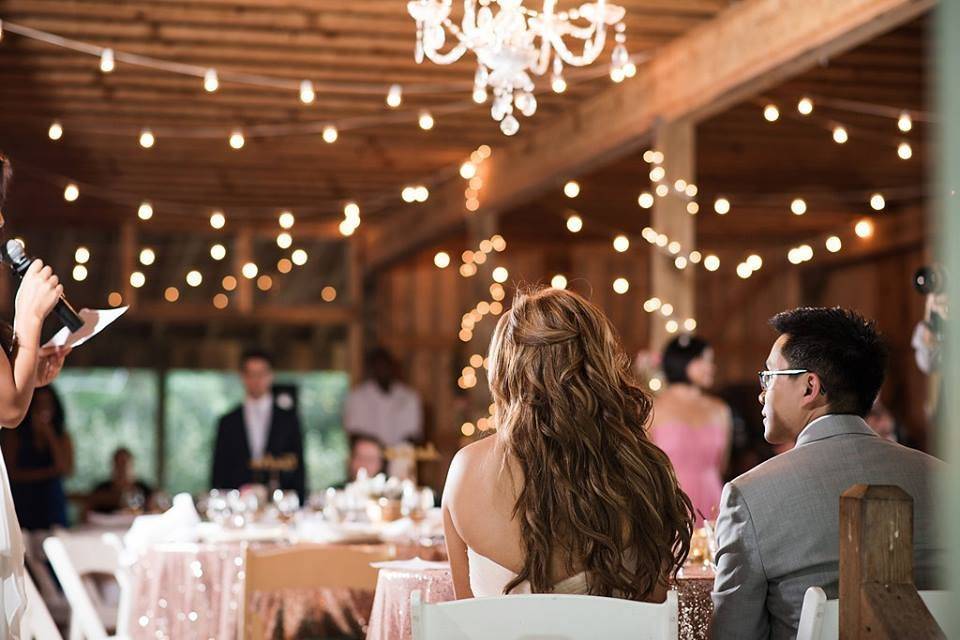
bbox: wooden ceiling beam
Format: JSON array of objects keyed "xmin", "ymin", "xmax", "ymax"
[
  {"xmin": 364, "ymin": 0, "xmax": 934, "ymax": 272},
  {"xmin": 131, "ymin": 301, "xmax": 356, "ymax": 326}
]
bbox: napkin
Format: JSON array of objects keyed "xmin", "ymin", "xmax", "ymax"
[{"xmin": 122, "ymin": 493, "xmax": 200, "ymax": 560}]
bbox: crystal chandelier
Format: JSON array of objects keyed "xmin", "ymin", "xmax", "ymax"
[{"xmin": 408, "ymin": 0, "xmax": 629, "ymax": 135}]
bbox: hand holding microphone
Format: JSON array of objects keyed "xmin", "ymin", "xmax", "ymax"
[{"xmin": 2, "ymin": 239, "xmax": 84, "ymax": 333}]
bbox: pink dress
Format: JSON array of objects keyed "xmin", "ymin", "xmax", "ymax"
[{"xmin": 649, "ymin": 422, "xmax": 728, "ymax": 526}]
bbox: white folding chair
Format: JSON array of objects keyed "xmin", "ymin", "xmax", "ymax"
[
  {"xmin": 796, "ymin": 586, "xmax": 951, "ymax": 640},
  {"xmin": 23, "ymin": 571, "xmax": 64, "ymax": 640},
  {"xmin": 42, "ymin": 535, "xmax": 128, "ymax": 640},
  {"xmin": 411, "ymin": 590, "xmax": 678, "ymax": 640},
  {"xmin": 21, "ymin": 529, "xmax": 70, "ymax": 627}
]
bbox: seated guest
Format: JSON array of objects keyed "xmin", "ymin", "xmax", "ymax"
[
  {"xmin": 344, "ymin": 347, "xmax": 423, "ymax": 448},
  {"xmin": 443, "ymin": 287, "xmax": 693, "ymax": 600},
  {"xmin": 211, "ymin": 348, "xmax": 306, "ymax": 501},
  {"xmin": 88, "ymin": 448, "xmax": 154, "ymax": 513},
  {"xmin": 348, "ymin": 434, "xmax": 386, "ymax": 481},
  {"xmin": 712, "ymin": 307, "xmax": 945, "ymax": 640},
  {"xmin": 649, "ymin": 335, "xmax": 732, "ymax": 525},
  {"xmin": 2, "ymin": 386, "xmax": 74, "ymax": 529}
]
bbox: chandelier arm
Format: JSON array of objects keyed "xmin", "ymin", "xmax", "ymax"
[
  {"xmin": 422, "ymin": 42, "xmax": 470, "ymax": 65},
  {"xmin": 549, "ymin": 27, "xmax": 607, "ymax": 67}
]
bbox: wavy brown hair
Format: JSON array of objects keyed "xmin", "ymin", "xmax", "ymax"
[{"xmin": 488, "ymin": 286, "xmax": 693, "ymax": 598}]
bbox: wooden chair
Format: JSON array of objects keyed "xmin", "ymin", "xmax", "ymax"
[
  {"xmin": 411, "ymin": 590, "xmax": 679, "ymax": 640},
  {"xmin": 241, "ymin": 543, "xmax": 394, "ymax": 640},
  {"xmin": 23, "ymin": 571, "xmax": 64, "ymax": 640},
  {"xmin": 796, "ymin": 586, "xmax": 951, "ymax": 640}
]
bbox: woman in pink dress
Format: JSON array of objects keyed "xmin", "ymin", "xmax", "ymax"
[{"xmin": 649, "ymin": 336, "xmax": 732, "ymax": 526}]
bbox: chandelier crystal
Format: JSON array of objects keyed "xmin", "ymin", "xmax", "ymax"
[{"xmin": 408, "ymin": 0, "xmax": 629, "ymax": 135}]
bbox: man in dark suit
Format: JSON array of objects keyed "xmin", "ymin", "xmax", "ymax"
[{"xmin": 210, "ymin": 348, "xmax": 306, "ymax": 501}]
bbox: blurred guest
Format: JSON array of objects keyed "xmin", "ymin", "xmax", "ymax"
[
  {"xmin": 88, "ymin": 447, "xmax": 154, "ymax": 514},
  {"xmin": 344, "ymin": 347, "xmax": 422, "ymax": 447},
  {"xmin": 443, "ymin": 287, "xmax": 693, "ymax": 600},
  {"xmin": 649, "ymin": 336, "xmax": 732, "ymax": 526},
  {"xmin": 711, "ymin": 307, "xmax": 944, "ymax": 639},
  {"xmin": 211, "ymin": 348, "xmax": 305, "ymax": 501},
  {"xmin": 2, "ymin": 386, "xmax": 74, "ymax": 529},
  {"xmin": 864, "ymin": 397, "xmax": 899, "ymax": 442},
  {"xmin": 347, "ymin": 434, "xmax": 385, "ymax": 481}
]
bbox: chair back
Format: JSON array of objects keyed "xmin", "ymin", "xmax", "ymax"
[
  {"xmin": 241, "ymin": 543, "xmax": 394, "ymax": 640},
  {"xmin": 411, "ymin": 589, "xmax": 679, "ymax": 640},
  {"xmin": 43, "ymin": 536, "xmax": 110, "ymax": 640},
  {"xmin": 23, "ymin": 571, "xmax": 64, "ymax": 640},
  {"xmin": 796, "ymin": 586, "xmax": 951, "ymax": 640}
]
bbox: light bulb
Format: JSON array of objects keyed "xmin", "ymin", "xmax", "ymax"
[
  {"xmin": 338, "ymin": 220, "xmax": 356, "ymax": 237},
  {"xmin": 686, "ymin": 202, "xmax": 700, "ymax": 215},
  {"xmin": 299, "ymin": 79, "xmax": 315, "ymax": 104},
  {"xmin": 566, "ymin": 215, "xmax": 583, "ymax": 233},
  {"xmin": 139, "ymin": 248, "xmax": 155, "ymax": 266},
  {"xmin": 649, "ymin": 166, "xmax": 666, "ymax": 182},
  {"xmin": 99, "ymin": 48, "xmax": 115, "ymax": 73},
  {"xmin": 138, "ymin": 202, "xmax": 153, "ymax": 220},
  {"xmin": 72, "ymin": 265, "xmax": 88, "ymax": 281},
  {"xmin": 241, "ymin": 262, "xmax": 258, "ymax": 279},
  {"xmin": 210, "ymin": 211, "xmax": 226, "ymax": 229},
  {"xmin": 322, "ymin": 125, "xmax": 338, "ymax": 144},
  {"xmin": 644, "ymin": 297, "xmax": 662, "ymax": 312},
  {"xmin": 665, "ymin": 320, "xmax": 679, "ymax": 334},
  {"xmin": 276, "ymin": 232, "xmax": 293, "ymax": 249},
  {"xmin": 833, "ymin": 126, "xmax": 848, "ymax": 144},
  {"xmin": 291, "ymin": 249, "xmax": 308, "ymax": 266},
  {"xmin": 460, "ymin": 162, "xmax": 477, "ymax": 179},
  {"xmin": 386, "ymin": 84, "xmax": 402, "ymax": 108},
  {"xmin": 763, "ymin": 104, "xmax": 780, "ymax": 122},
  {"xmin": 278, "ymin": 211, "xmax": 295, "ymax": 229},
  {"xmin": 186, "ymin": 270, "xmax": 203, "ymax": 287},
  {"xmin": 797, "ymin": 97, "xmax": 813, "ymax": 115},
  {"xmin": 855, "ymin": 219, "xmax": 874, "ymax": 238},
  {"xmin": 683, "ymin": 318, "xmax": 698, "ymax": 332},
  {"xmin": 418, "ymin": 111, "xmax": 434, "ymax": 130},
  {"xmin": 257, "ymin": 275, "xmax": 272, "ymax": 291},
  {"xmin": 492, "ymin": 267, "xmax": 509, "ymax": 283},
  {"xmin": 612, "ymin": 277, "xmax": 629, "ymax": 294},
  {"xmin": 414, "ymin": 186, "xmax": 429, "ymax": 202},
  {"xmin": 229, "ymin": 131, "xmax": 245, "ymax": 149},
  {"xmin": 613, "ymin": 235, "xmax": 630, "ymax": 252},
  {"xmin": 130, "ymin": 271, "xmax": 146, "ymax": 288},
  {"xmin": 675, "ymin": 256, "xmax": 688, "ymax": 269},
  {"xmin": 210, "ymin": 244, "xmax": 226, "ymax": 260},
  {"xmin": 551, "ymin": 274, "xmax": 568, "ymax": 289},
  {"xmin": 790, "ymin": 198, "xmax": 807, "ymax": 215},
  {"xmin": 825, "ymin": 236, "xmax": 842, "ymax": 253},
  {"xmin": 746, "ymin": 254, "xmax": 763, "ymax": 271},
  {"xmin": 75, "ymin": 246, "xmax": 90, "ymax": 264},
  {"xmin": 401, "ymin": 187, "xmax": 416, "ymax": 203},
  {"xmin": 667, "ymin": 241, "xmax": 682, "ymax": 255},
  {"xmin": 64, "ymin": 183, "xmax": 79, "ymax": 202},
  {"xmin": 321, "ymin": 286, "xmax": 337, "ymax": 302},
  {"xmin": 164, "ymin": 287, "xmax": 179, "ymax": 303},
  {"xmin": 139, "ymin": 129, "xmax": 155, "ymax": 148},
  {"xmin": 898, "ymin": 112, "xmax": 912, "ymax": 132},
  {"xmin": 434, "ymin": 252, "xmax": 451, "ymax": 269},
  {"xmin": 222, "ymin": 276, "xmax": 237, "ymax": 290},
  {"xmin": 48, "ymin": 122, "xmax": 63, "ymax": 141},
  {"xmin": 656, "ymin": 184, "xmax": 670, "ymax": 197},
  {"xmin": 898, "ymin": 141, "xmax": 912, "ymax": 160},
  {"xmin": 564, "ymin": 181, "xmax": 580, "ymax": 198},
  {"xmin": 703, "ymin": 255, "xmax": 720, "ymax": 272},
  {"xmin": 870, "ymin": 193, "xmax": 886, "ymax": 210},
  {"xmin": 638, "ymin": 193, "xmax": 654, "ymax": 208},
  {"xmin": 213, "ymin": 293, "xmax": 229, "ymax": 309},
  {"xmin": 203, "ymin": 68, "xmax": 219, "ymax": 92},
  {"xmin": 736, "ymin": 262, "xmax": 753, "ymax": 279}
]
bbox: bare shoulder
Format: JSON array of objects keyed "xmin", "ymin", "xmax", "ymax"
[{"xmin": 444, "ymin": 436, "xmax": 497, "ymax": 502}]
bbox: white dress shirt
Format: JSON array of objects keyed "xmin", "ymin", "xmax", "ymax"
[
  {"xmin": 343, "ymin": 380, "xmax": 422, "ymax": 446},
  {"xmin": 243, "ymin": 394, "xmax": 273, "ymax": 460}
]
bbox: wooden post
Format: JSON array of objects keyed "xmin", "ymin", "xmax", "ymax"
[
  {"xmin": 650, "ymin": 120, "xmax": 695, "ymax": 350},
  {"xmin": 839, "ymin": 484, "xmax": 944, "ymax": 639}
]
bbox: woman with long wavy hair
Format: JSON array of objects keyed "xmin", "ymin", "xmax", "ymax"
[{"xmin": 443, "ymin": 287, "xmax": 693, "ymax": 600}]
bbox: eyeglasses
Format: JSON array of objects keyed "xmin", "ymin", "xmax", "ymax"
[{"xmin": 758, "ymin": 369, "xmax": 809, "ymax": 391}]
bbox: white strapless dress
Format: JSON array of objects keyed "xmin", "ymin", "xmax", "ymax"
[
  {"xmin": 0, "ymin": 448, "xmax": 25, "ymax": 638},
  {"xmin": 467, "ymin": 548, "xmax": 590, "ymax": 597}
]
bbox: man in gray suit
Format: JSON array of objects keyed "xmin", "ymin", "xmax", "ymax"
[{"xmin": 711, "ymin": 307, "xmax": 944, "ymax": 639}]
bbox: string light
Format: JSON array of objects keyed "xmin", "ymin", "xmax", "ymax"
[
  {"xmin": 63, "ymin": 183, "xmax": 79, "ymax": 202},
  {"xmin": 130, "ymin": 271, "xmax": 146, "ymax": 288},
  {"xmin": 703, "ymin": 255, "xmax": 720, "ymax": 272},
  {"xmin": 667, "ymin": 241, "xmax": 681, "ymax": 255},
  {"xmin": 344, "ymin": 200, "xmax": 361, "ymax": 225},
  {"xmin": 299, "ymin": 80, "xmax": 315, "ymax": 104},
  {"xmin": 825, "ymin": 236, "xmax": 842, "ymax": 253},
  {"xmin": 683, "ymin": 318, "xmax": 697, "ymax": 331},
  {"xmin": 898, "ymin": 112, "xmax": 913, "ymax": 133},
  {"xmin": 660, "ymin": 303, "xmax": 674, "ymax": 316},
  {"xmin": 492, "ymin": 267, "xmax": 509, "ymax": 283},
  {"xmin": 689, "ymin": 251, "xmax": 702, "ymax": 264},
  {"xmin": 139, "ymin": 248, "xmax": 155, "ymax": 266},
  {"xmin": 763, "ymin": 104, "xmax": 780, "ymax": 122},
  {"xmin": 897, "ymin": 141, "xmax": 912, "ymax": 160},
  {"xmin": 686, "ymin": 202, "xmax": 699, "ymax": 215},
  {"xmin": 638, "ymin": 192, "xmax": 654, "ymax": 208},
  {"xmin": 566, "ymin": 215, "xmax": 583, "ymax": 233},
  {"xmin": 674, "ymin": 256, "xmax": 688, "ymax": 269},
  {"xmin": 414, "ymin": 186, "xmax": 429, "ymax": 202},
  {"xmin": 797, "ymin": 97, "xmax": 813, "ymax": 115},
  {"xmin": 108, "ymin": 292, "xmax": 123, "ymax": 307},
  {"xmin": 613, "ymin": 235, "xmax": 630, "ymax": 252},
  {"xmin": 213, "ymin": 293, "xmax": 229, "ymax": 309},
  {"xmin": 612, "ymin": 277, "xmax": 629, "ymax": 294},
  {"xmin": 434, "ymin": 252, "xmax": 450, "ymax": 268},
  {"xmin": 649, "ymin": 166, "xmax": 666, "ymax": 182},
  {"xmin": 643, "ymin": 298, "xmax": 662, "ymax": 312},
  {"xmin": 72, "ymin": 265, "xmax": 87, "ymax": 281},
  {"xmin": 654, "ymin": 184, "xmax": 669, "ymax": 197},
  {"xmin": 869, "ymin": 193, "xmax": 886, "ymax": 211},
  {"xmin": 276, "ymin": 259, "xmax": 292, "ymax": 274},
  {"xmin": 564, "ymin": 181, "xmax": 580, "ymax": 198},
  {"xmin": 164, "ymin": 287, "xmax": 179, "ymax": 302},
  {"xmin": 714, "ymin": 197, "xmax": 730, "ymax": 215},
  {"xmin": 210, "ymin": 211, "xmax": 226, "ymax": 229},
  {"xmin": 139, "ymin": 129, "xmax": 155, "ymax": 148},
  {"xmin": 665, "ymin": 320, "xmax": 679, "ymax": 334},
  {"xmin": 276, "ymin": 232, "xmax": 293, "ymax": 249},
  {"xmin": 790, "ymin": 198, "xmax": 807, "ymax": 215},
  {"xmin": 210, "ymin": 244, "xmax": 226, "ymax": 260},
  {"xmin": 491, "ymin": 235, "xmax": 507, "ymax": 252},
  {"xmin": 99, "ymin": 48, "xmax": 114, "ymax": 73},
  {"xmin": 186, "ymin": 270, "xmax": 203, "ymax": 287},
  {"xmin": 138, "ymin": 202, "xmax": 153, "ymax": 220},
  {"xmin": 855, "ymin": 218, "xmax": 875, "ymax": 238},
  {"xmin": 241, "ymin": 263, "xmax": 258, "ymax": 279},
  {"xmin": 222, "ymin": 276, "xmax": 237, "ymax": 291},
  {"xmin": 674, "ymin": 179, "xmax": 687, "ymax": 192},
  {"xmin": 291, "ymin": 249, "xmax": 308, "ymax": 266},
  {"xmin": 685, "ymin": 184, "xmax": 698, "ymax": 197},
  {"xmin": 746, "ymin": 254, "xmax": 763, "ymax": 271},
  {"xmin": 48, "ymin": 121, "xmax": 63, "ymax": 140},
  {"xmin": 321, "ymin": 286, "xmax": 337, "ymax": 302},
  {"xmin": 460, "ymin": 162, "xmax": 477, "ymax": 179},
  {"xmin": 74, "ymin": 247, "xmax": 90, "ymax": 264},
  {"xmin": 832, "ymin": 126, "xmax": 848, "ymax": 144},
  {"xmin": 551, "ymin": 274, "xmax": 567, "ymax": 289},
  {"xmin": 649, "ymin": 378, "xmax": 663, "ymax": 392},
  {"xmin": 386, "ymin": 84, "xmax": 403, "ymax": 108},
  {"xmin": 339, "ymin": 220, "xmax": 355, "ymax": 236},
  {"xmin": 278, "ymin": 211, "xmax": 295, "ymax": 229},
  {"xmin": 418, "ymin": 111, "xmax": 435, "ymax": 130},
  {"xmin": 203, "ymin": 68, "xmax": 219, "ymax": 92},
  {"xmin": 322, "ymin": 125, "xmax": 338, "ymax": 143},
  {"xmin": 229, "ymin": 131, "xmax": 245, "ymax": 149},
  {"xmin": 256, "ymin": 275, "xmax": 273, "ymax": 291}
]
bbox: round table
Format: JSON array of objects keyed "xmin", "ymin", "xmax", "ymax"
[{"xmin": 366, "ymin": 562, "xmax": 715, "ymax": 640}]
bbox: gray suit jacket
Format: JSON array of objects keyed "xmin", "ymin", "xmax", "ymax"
[{"xmin": 710, "ymin": 414, "xmax": 944, "ymax": 640}]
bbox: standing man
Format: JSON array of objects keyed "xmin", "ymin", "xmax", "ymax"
[{"xmin": 211, "ymin": 348, "xmax": 306, "ymax": 501}]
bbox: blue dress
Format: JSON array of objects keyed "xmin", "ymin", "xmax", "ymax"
[{"xmin": 6, "ymin": 422, "xmax": 68, "ymax": 530}]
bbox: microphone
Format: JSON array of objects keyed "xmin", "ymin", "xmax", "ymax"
[{"xmin": 0, "ymin": 239, "xmax": 84, "ymax": 332}]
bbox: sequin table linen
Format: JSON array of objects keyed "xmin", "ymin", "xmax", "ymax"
[{"xmin": 365, "ymin": 564, "xmax": 714, "ymax": 640}]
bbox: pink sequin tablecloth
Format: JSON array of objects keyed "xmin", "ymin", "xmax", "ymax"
[{"xmin": 366, "ymin": 563, "xmax": 714, "ymax": 640}]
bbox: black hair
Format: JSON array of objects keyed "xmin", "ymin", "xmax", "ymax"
[
  {"xmin": 24, "ymin": 385, "xmax": 67, "ymax": 436},
  {"xmin": 113, "ymin": 447, "xmax": 133, "ymax": 461},
  {"xmin": 240, "ymin": 347, "xmax": 274, "ymax": 369},
  {"xmin": 662, "ymin": 335, "xmax": 711, "ymax": 384},
  {"xmin": 769, "ymin": 307, "xmax": 887, "ymax": 417},
  {"xmin": 365, "ymin": 346, "xmax": 394, "ymax": 367}
]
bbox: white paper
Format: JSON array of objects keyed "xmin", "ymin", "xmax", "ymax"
[{"xmin": 43, "ymin": 306, "xmax": 128, "ymax": 349}]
